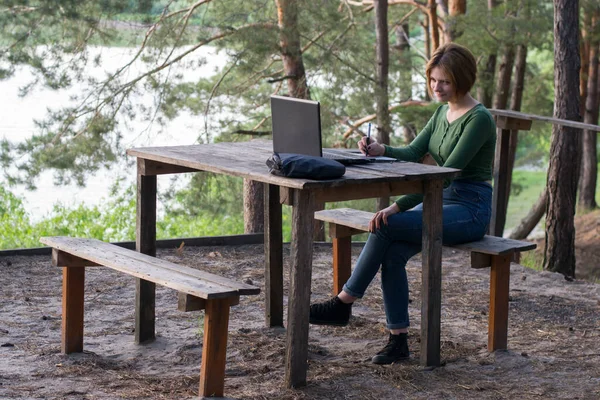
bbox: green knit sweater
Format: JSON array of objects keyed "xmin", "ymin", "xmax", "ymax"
[{"xmin": 383, "ymin": 103, "xmax": 496, "ymax": 211}]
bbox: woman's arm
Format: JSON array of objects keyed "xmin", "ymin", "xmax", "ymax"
[{"xmin": 442, "ymin": 111, "xmax": 496, "ymax": 170}]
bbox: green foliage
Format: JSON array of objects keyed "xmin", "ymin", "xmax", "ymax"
[
  {"xmin": 392, "ymin": 103, "xmax": 440, "ymax": 145},
  {"xmin": 0, "ymin": 181, "xmax": 137, "ymax": 249},
  {"xmin": 516, "ymin": 49, "xmax": 555, "ymax": 167},
  {"xmin": 505, "ymin": 170, "xmax": 547, "ymax": 230},
  {"xmin": 520, "ymin": 250, "xmax": 544, "ymax": 272},
  {"xmin": 0, "ymin": 174, "xmax": 294, "ymax": 249},
  {"xmin": 0, "ymin": 0, "xmax": 572, "ymax": 250},
  {"xmin": 1, "ymin": 0, "xmax": 560, "ymax": 188},
  {"xmin": 4, "ymin": 167, "xmax": 598, "ymax": 250},
  {"xmin": 0, "ymin": 186, "xmax": 34, "ymax": 249}
]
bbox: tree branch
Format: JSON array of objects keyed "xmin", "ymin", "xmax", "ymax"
[
  {"xmin": 56, "ymin": 22, "xmax": 278, "ymax": 146},
  {"xmin": 163, "ymin": 0, "xmax": 213, "ymax": 19},
  {"xmin": 204, "ymin": 56, "xmax": 241, "ymax": 139},
  {"xmin": 352, "ymin": 0, "xmax": 429, "ymax": 14},
  {"xmin": 341, "ymin": 100, "xmax": 431, "ymax": 140},
  {"xmin": 232, "ymin": 129, "xmax": 271, "ymax": 136},
  {"xmin": 1, "ymin": 6, "xmax": 38, "ymax": 14},
  {"xmin": 251, "ymin": 116, "xmax": 271, "ymax": 132},
  {"xmin": 298, "ymin": 31, "xmax": 376, "ymax": 83},
  {"xmin": 267, "ymin": 74, "xmax": 297, "ymax": 83}
]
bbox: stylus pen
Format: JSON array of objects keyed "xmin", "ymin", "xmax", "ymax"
[{"xmin": 366, "ymin": 123, "xmax": 371, "ymax": 156}]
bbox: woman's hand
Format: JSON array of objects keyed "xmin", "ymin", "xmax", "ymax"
[
  {"xmin": 369, "ymin": 203, "xmax": 400, "ymax": 232},
  {"xmin": 358, "ymin": 136, "xmax": 385, "ymax": 157}
]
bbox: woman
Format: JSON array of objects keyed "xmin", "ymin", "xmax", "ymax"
[{"xmin": 309, "ymin": 43, "xmax": 496, "ymax": 365}]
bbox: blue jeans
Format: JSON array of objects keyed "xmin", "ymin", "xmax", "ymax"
[{"xmin": 342, "ymin": 179, "xmax": 492, "ymax": 329}]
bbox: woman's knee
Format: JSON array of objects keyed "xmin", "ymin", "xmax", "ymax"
[{"xmin": 381, "ymin": 242, "xmax": 421, "ymax": 269}]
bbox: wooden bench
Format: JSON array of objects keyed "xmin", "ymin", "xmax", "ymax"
[
  {"xmin": 40, "ymin": 236, "xmax": 260, "ymax": 398},
  {"xmin": 313, "ymin": 208, "xmax": 536, "ymax": 352}
]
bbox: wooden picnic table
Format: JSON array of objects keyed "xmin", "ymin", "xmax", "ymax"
[{"xmin": 126, "ymin": 139, "xmax": 460, "ymax": 388}]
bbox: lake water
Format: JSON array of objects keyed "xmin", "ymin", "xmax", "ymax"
[{"xmin": 1, "ymin": 46, "xmax": 228, "ymax": 221}]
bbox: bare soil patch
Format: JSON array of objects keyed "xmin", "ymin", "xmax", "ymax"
[{"xmin": 1, "ymin": 238, "xmax": 599, "ymax": 399}]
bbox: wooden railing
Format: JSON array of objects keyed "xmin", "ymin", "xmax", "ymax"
[{"xmin": 487, "ymin": 108, "xmax": 600, "ymax": 237}]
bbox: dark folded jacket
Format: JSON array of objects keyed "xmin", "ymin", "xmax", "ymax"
[{"xmin": 266, "ymin": 152, "xmax": 345, "ymax": 180}]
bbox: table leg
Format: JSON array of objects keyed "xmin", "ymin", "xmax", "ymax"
[
  {"xmin": 420, "ymin": 179, "xmax": 443, "ymax": 367},
  {"xmin": 284, "ymin": 189, "xmax": 314, "ymax": 388},
  {"xmin": 135, "ymin": 160, "xmax": 157, "ymax": 344},
  {"xmin": 264, "ymin": 183, "xmax": 283, "ymax": 327}
]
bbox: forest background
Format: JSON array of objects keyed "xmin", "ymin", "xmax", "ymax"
[{"xmin": 0, "ymin": 0, "xmax": 597, "ymax": 278}]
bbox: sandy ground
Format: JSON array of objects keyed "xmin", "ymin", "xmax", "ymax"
[{"xmin": 1, "ymin": 240, "xmax": 599, "ymax": 400}]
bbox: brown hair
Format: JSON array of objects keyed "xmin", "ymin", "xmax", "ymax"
[{"xmin": 425, "ymin": 43, "xmax": 477, "ymax": 97}]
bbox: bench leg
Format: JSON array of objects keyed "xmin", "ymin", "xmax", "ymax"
[
  {"xmin": 332, "ymin": 236, "xmax": 352, "ymax": 295},
  {"xmin": 488, "ymin": 254, "xmax": 511, "ymax": 351},
  {"xmin": 200, "ymin": 298, "xmax": 232, "ymax": 398},
  {"xmin": 62, "ymin": 267, "xmax": 85, "ymax": 354},
  {"xmin": 135, "ymin": 279, "xmax": 156, "ymax": 344}
]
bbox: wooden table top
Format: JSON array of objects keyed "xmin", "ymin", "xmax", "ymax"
[{"xmin": 127, "ymin": 140, "xmax": 461, "ymax": 189}]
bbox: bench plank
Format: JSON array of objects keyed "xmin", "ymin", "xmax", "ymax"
[
  {"xmin": 41, "ymin": 237, "xmax": 258, "ymax": 299},
  {"xmin": 451, "ymin": 236, "xmax": 536, "ymax": 255},
  {"xmin": 314, "ymin": 208, "xmax": 536, "ymax": 255},
  {"xmin": 44, "ymin": 237, "xmax": 259, "ymax": 295}
]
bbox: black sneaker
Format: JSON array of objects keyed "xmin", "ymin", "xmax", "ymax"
[
  {"xmin": 371, "ymin": 333, "xmax": 410, "ymax": 364},
  {"xmin": 309, "ymin": 296, "xmax": 352, "ymax": 326}
]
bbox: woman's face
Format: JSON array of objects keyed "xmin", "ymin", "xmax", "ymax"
[{"xmin": 429, "ymin": 66, "xmax": 456, "ymax": 103}]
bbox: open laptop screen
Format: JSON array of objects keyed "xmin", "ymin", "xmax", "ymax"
[{"xmin": 271, "ymin": 95, "xmax": 322, "ymax": 157}]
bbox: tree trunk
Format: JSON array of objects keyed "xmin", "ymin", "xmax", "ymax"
[
  {"xmin": 275, "ymin": 0, "xmax": 309, "ymax": 99},
  {"xmin": 580, "ymin": 10, "xmax": 592, "ymax": 116},
  {"xmin": 477, "ymin": 54, "xmax": 497, "ymax": 107},
  {"xmin": 243, "ymin": 179, "xmax": 264, "ymax": 233},
  {"xmin": 508, "ymin": 188, "xmax": 547, "ymax": 240},
  {"xmin": 476, "ymin": 1, "xmax": 499, "ymax": 107},
  {"xmin": 394, "ymin": 23, "xmax": 411, "ymax": 101},
  {"xmin": 374, "ymin": 0, "xmax": 391, "ymax": 211},
  {"xmin": 395, "ymin": 23, "xmax": 416, "ymax": 144},
  {"xmin": 445, "ymin": 0, "xmax": 466, "ymax": 42},
  {"xmin": 421, "ymin": 17, "xmax": 432, "ymax": 101},
  {"xmin": 578, "ymin": 9, "xmax": 599, "ymax": 211},
  {"xmin": 489, "ymin": 44, "xmax": 515, "ymax": 237},
  {"xmin": 427, "ymin": 0, "xmax": 440, "ymax": 52},
  {"xmin": 509, "ymin": 44, "xmax": 527, "ymax": 112},
  {"xmin": 502, "ymin": 44, "xmax": 528, "ymax": 210},
  {"xmin": 275, "ymin": 0, "xmax": 325, "ymax": 240},
  {"xmin": 492, "ymin": 45, "xmax": 515, "ymax": 110},
  {"xmin": 422, "ymin": 16, "xmax": 431, "ymax": 60},
  {"xmin": 374, "ymin": 0, "xmax": 390, "ymax": 147},
  {"xmin": 544, "ymin": 0, "xmax": 581, "ymax": 279}
]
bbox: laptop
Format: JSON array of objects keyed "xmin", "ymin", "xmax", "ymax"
[{"xmin": 270, "ymin": 95, "xmax": 396, "ymax": 165}]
